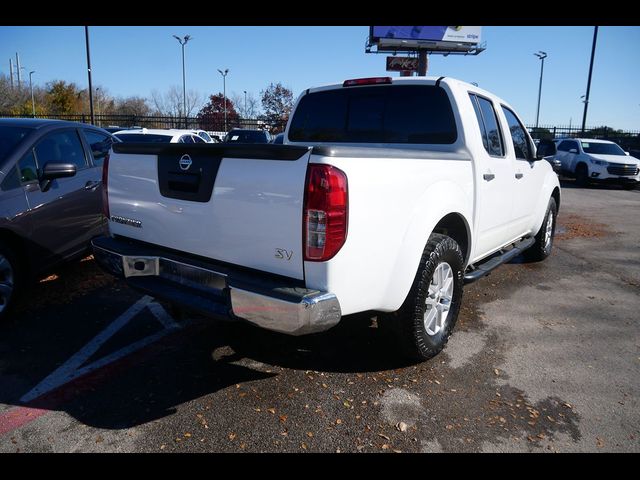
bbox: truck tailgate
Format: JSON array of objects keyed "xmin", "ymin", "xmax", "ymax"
[{"xmin": 107, "ymin": 143, "xmax": 312, "ymax": 280}]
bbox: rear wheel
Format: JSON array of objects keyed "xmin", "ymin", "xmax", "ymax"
[
  {"xmin": 0, "ymin": 242, "xmax": 20, "ymax": 321},
  {"xmin": 524, "ymin": 197, "xmax": 557, "ymax": 262},
  {"xmin": 575, "ymin": 163, "xmax": 589, "ymax": 187},
  {"xmin": 379, "ymin": 234, "xmax": 464, "ymax": 361}
]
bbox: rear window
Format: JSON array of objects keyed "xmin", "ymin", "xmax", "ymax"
[
  {"xmin": 115, "ymin": 133, "xmax": 172, "ymax": 143},
  {"xmin": 0, "ymin": 126, "xmax": 33, "ymax": 163},
  {"xmin": 289, "ymin": 85, "xmax": 457, "ymax": 144},
  {"xmin": 225, "ymin": 130, "xmax": 269, "ymax": 143}
]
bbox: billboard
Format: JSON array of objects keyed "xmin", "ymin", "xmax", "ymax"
[
  {"xmin": 369, "ymin": 26, "xmax": 483, "ymax": 54},
  {"xmin": 371, "ymin": 26, "xmax": 481, "ymax": 45}
]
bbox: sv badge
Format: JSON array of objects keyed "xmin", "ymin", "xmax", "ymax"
[{"xmin": 275, "ymin": 248, "xmax": 293, "ymax": 261}]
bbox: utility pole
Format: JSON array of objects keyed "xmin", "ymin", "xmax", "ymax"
[
  {"xmin": 15, "ymin": 53, "xmax": 21, "ymax": 88},
  {"xmin": 581, "ymin": 26, "xmax": 599, "ymax": 133},
  {"xmin": 244, "ymin": 90, "xmax": 247, "ymax": 118},
  {"xmin": 85, "ymin": 26, "xmax": 95, "ymax": 125},
  {"xmin": 534, "ymin": 51, "xmax": 547, "ymax": 129},
  {"xmin": 9, "ymin": 58, "xmax": 14, "ymax": 89}
]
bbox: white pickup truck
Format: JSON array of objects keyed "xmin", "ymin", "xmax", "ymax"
[{"xmin": 92, "ymin": 76, "xmax": 560, "ymax": 361}]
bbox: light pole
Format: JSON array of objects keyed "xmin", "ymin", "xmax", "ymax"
[
  {"xmin": 29, "ymin": 70, "xmax": 36, "ymax": 117},
  {"xmin": 217, "ymin": 68, "xmax": 229, "ymax": 132},
  {"xmin": 85, "ymin": 26, "xmax": 95, "ymax": 125},
  {"xmin": 96, "ymin": 87, "xmax": 101, "ymax": 126},
  {"xmin": 581, "ymin": 26, "xmax": 599, "ymax": 133},
  {"xmin": 243, "ymin": 90, "xmax": 247, "ymax": 119},
  {"xmin": 173, "ymin": 34, "xmax": 192, "ymax": 128},
  {"xmin": 534, "ymin": 51, "xmax": 547, "ymax": 129}
]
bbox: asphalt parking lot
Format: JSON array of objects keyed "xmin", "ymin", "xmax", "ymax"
[{"xmin": 0, "ymin": 179, "xmax": 638, "ymax": 453}]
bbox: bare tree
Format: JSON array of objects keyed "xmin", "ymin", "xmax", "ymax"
[
  {"xmin": 150, "ymin": 85, "xmax": 203, "ymax": 117},
  {"xmin": 230, "ymin": 91, "xmax": 261, "ymax": 118}
]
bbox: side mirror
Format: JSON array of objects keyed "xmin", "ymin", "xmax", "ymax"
[
  {"xmin": 535, "ymin": 139, "xmax": 557, "ymax": 160},
  {"xmin": 569, "ymin": 148, "xmax": 578, "ymax": 154},
  {"xmin": 39, "ymin": 162, "xmax": 77, "ymax": 192},
  {"xmin": 625, "ymin": 151, "xmax": 630, "ymax": 156}
]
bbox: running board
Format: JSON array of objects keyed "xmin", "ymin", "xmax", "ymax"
[{"xmin": 463, "ymin": 237, "xmax": 535, "ymax": 284}]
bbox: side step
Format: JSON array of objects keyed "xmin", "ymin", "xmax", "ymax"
[{"xmin": 463, "ymin": 237, "xmax": 535, "ymax": 284}]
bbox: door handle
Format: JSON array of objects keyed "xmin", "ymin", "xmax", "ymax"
[
  {"xmin": 85, "ymin": 180, "xmax": 100, "ymax": 191},
  {"xmin": 483, "ymin": 173, "xmax": 495, "ymax": 181},
  {"xmin": 515, "ymin": 173, "xmax": 524, "ymax": 179}
]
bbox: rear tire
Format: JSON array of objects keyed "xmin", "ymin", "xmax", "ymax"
[
  {"xmin": 575, "ymin": 164, "xmax": 589, "ymax": 187},
  {"xmin": 379, "ymin": 234, "xmax": 464, "ymax": 362},
  {"xmin": 0, "ymin": 241, "xmax": 21, "ymax": 322},
  {"xmin": 524, "ymin": 197, "xmax": 557, "ymax": 262}
]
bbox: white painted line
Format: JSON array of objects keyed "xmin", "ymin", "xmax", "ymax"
[
  {"xmin": 21, "ymin": 296, "xmax": 154, "ymax": 403},
  {"xmin": 147, "ymin": 301, "xmax": 180, "ymax": 330}
]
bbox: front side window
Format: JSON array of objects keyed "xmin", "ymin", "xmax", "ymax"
[
  {"xmin": 289, "ymin": 85, "xmax": 457, "ymax": 144},
  {"xmin": 0, "ymin": 126, "xmax": 33, "ymax": 164},
  {"xmin": 35, "ymin": 130, "xmax": 87, "ymax": 171},
  {"xmin": 0, "ymin": 149, "xmax": 38, "ymax": 190},
  {"xmin": 501, "ymin": 106, "xmax": 531, "ymax": 160},
  {"xmin": 557, "ymin": 140, "xmax": 572, "ymax": 152},
  {"xmin": 83, "ymin": 130, "xmax": 113, "ymax": 167}
]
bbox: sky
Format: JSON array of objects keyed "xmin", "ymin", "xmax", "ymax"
[{"xmin": 1, "ymin": 26, "xmax": 639, "ymax": 130}]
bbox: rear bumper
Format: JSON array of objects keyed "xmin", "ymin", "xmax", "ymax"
[{"xmin": 91, "ymin": 236, "xmax": 341, "ymax": 336}]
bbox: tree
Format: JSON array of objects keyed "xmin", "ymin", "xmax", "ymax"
[
  {"xmin": 113, "ymin": 96, "xmax": 152, "ymax": 117},
  {"xmin": 150, "ymin": 85, "xmax": 203, "ymax": 118},
  {"xmin": 260, "ymin": 82, "xmax": 294, "ymax": 133},
  {"xmin": 196, "ymin": 93, "xmax": 239, "ymax": 131},
  {"xmin": 231, "ymin": 91, "xmax": 260, "ymax": 118},
  {"xmin": 45, "ymin": 80, "xmax": 83, "ymax": 115}
]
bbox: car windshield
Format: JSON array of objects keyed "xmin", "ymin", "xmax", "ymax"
[
  {"xmin": 581, "ymin": 142, "xmax": 626, "ymax": 156},
  {"xmin": 115, "ymin": 133, "xmax": 172, "ymax": 143},
  {"xmin": 0, "ymin": 126, "xmax": 34, "ymax": 163},
  {"xmin": 225, "ymin": 130, "xmax": 268, "ymax": 143}
]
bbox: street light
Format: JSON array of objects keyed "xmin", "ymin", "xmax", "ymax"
[
  {"xmin": 29, "ymin": 70, "xmax": 36, "ymax": 118},
  {"xmin": 173, "ymin": 34, "xmax": 192, "ymax": 128},
  {"xmin": 217, "ymin": 68, "xmax": 229, "ymax": 132},
  {"xmin": 243, "ymin": 90, "xmax": 247, "ymax": 119},
  {"xmin": 534, "ymin": 51, "xmax": 547, "ymax": 129}
]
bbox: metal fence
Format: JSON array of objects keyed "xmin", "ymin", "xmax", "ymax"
[{"xmin": 0, "ymin": 113, "xmax": 287, "ymax": 134}]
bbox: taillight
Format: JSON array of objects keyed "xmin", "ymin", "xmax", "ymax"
[
  {"xmin": 102, "ymin": 152, "xmax": 110, "ymax": 219},
  {"xmin": 304, "ymin": 164, "xmax": 348, "ymax": 261}
]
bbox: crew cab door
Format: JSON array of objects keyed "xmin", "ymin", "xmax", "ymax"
[
  {"xmin": 468, "ymin": 93, "xmax": 517, "ymax": 258},
  {"xmin": 499, "ymin": 105, "xmax": 546, "ymax": 234}
]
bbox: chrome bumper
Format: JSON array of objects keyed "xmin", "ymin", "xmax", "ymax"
[{"xmin": 92, "ymin": 240, "xmax": 342, "ymax": 336}]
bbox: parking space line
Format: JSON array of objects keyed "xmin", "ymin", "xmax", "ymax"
[
  {"xmin": 20, "ymin": 295, "xmax": 154, "ymax": 403},
  {"xmin": 147, "ymin": 301, "xmax": 180, "ymax": 330},
  {"xmin": 0, "ymin": 406, "xmax": 50, "ymax": 437}
]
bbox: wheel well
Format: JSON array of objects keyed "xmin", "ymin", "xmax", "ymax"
[
  {"xmin": 551, "ymin": 186, "xmax": 560, "ymax": 209},
  {"xmin": 0, "ymin": 229, "xmax": 28, "ymax": 272},
  {"xmin": 576, "ymin": 162, "xmax": 588, "ymax": 172},
  {"xmin": 432, "ymin": 213, "xmax": 470, "ymax": 264}
]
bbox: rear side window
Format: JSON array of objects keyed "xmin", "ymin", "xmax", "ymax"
[
  {"xmin": 501, "ymin": 106, "xmax": 531, "ymax": 160},
  {"xmin": 115, "ymin": 133, "xmax": 172, "ymax": 143},
  {"xmin": 289, "ymin": 85, "xmax": 457, "ymax": 144}
]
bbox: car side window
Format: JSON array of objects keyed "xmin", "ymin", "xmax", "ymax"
[
  {"xmin": 501, "ymin": 106, "xmax": 531, "ymax": 160},
  {"xmin": 557, "ymin": 140, "xmax": 571, "ymax": 152},
  {"xmin": 0, "ymin": 149, "xmax": 38, "ymax": 191},
  {"xmin": 192, "ymin": 135, "xmax": 205, "ymax": 143},
  {"xmin": 179, "ymin": 135, "xmax": 193, "ymax": 144},
  {"xmin": 469, "ymin": 93, "xmax": 504, "ymax": 157},
  {"xmin": 35, "ymin": 130, "xmax": 88, "ymax": 171},
  {"xmin": 83, "ymin": 130, "xmax": 113, "ymax": 167}
]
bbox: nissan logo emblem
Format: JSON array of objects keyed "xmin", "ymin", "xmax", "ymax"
[{"xmin": 179, "ymin": 154, "xmax": 192, "ymax": 171}]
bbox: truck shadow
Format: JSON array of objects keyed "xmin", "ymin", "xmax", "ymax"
[
  {"xmin": 1, "ymin": 270, "xmax": 411, "ymax": 431},
  {"xmin": 559, "ymin": 178, "xmax": 637, "ymax": 191}
]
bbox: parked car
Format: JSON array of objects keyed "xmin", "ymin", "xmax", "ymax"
[
  {"xmin": 223, "ymin": 129, "xmax": 271, "ymax": 144},
  {"xmin": 113, "ymin": 128, "xmax": 206, "ymax": 144},
  {"xmin": 93, "ymin": 76, "xmax": 560, "ymax": 362},
  {"xmin": 553, "ymin": 138, "xmax": 640, "ymax": 189},
  {"xmin": 0, "ymin": 118, "xmax": 118, "ymax": 319}
]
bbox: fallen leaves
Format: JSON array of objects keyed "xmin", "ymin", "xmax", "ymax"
[
  {"xmin": 494, "ymin": 368, "xmax": 500, "ymax": 376},
  {"xmin": 596, "ymin": 437, "xmax": 605, "ymax": 448},
  {"xmin": 395, "ymin": 422, "xmax": 408, "ymax": 433},
  {"xmin": 377, "ymin": 433, "xmax": 390, "ymax": 441}
]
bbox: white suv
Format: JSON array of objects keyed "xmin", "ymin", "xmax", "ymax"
[{"xmin": 554, "ymin": 138, "xmax": 640, "ymax": 189}]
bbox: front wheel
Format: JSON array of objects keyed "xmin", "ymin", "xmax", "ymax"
[
  {"xmin": 524, "ymin": 197, "xmax": 557, "ymax": 262},
  {"xmin": 0, "ymin": 241, "xmax": 20, "ymax": 322},
  {"xmin": 379, "ymin": 234, "xmax": 464, "ymax": 362},
  {"xmin": 575, "ymin": 164, "xmax": 589, "ymax": 187}
]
